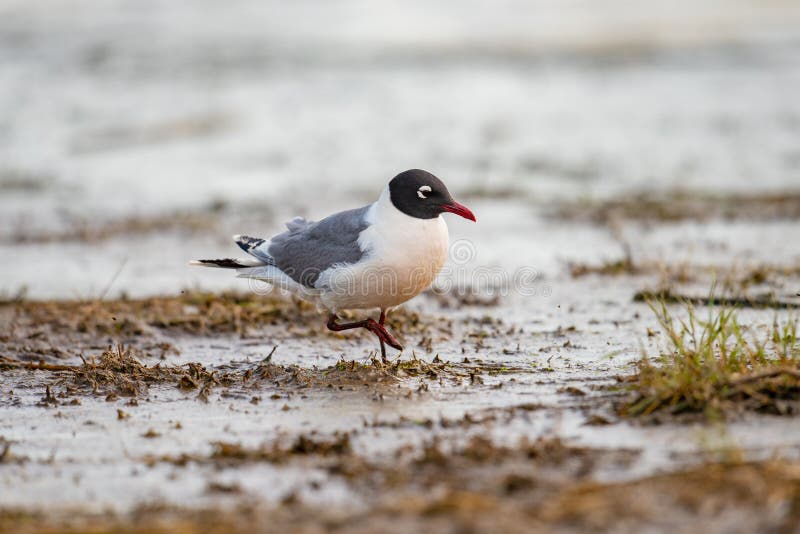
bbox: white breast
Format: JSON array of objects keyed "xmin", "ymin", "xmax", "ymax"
[{"xmin": 318, "ymin": 186, "xmax": 449, "ymax": 311}]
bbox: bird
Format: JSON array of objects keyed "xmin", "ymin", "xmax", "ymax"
[{"xmin": 191, "ymin": 169, "xmax": 476, "ymax": 362}]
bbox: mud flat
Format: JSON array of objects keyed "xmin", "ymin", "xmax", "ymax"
[
  {"xmin": 2, "ymin": 191, "xmax": 800, "ymax": 532},
  {"xmin": 4, "ymin": 1, "xmax": 800, "ymax": 529},
  {"xmin": 2, "ymin": 266, "xmax": 800, "ymax": 532}
]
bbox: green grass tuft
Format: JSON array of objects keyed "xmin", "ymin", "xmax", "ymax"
[{"xmin": 623, "ymin": 296, "xmax": 800, "ymax": 418}]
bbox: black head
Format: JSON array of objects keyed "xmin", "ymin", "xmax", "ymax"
[{"xmin": 388, "ymin": 169, "xmax": 476, "ymax": 221}]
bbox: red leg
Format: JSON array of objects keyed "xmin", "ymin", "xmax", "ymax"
[
  {"xmin": 326, "ymin": 314, "xmax": 370, "ymax": 332},
  {"xmin": 378, "ymin": 310, "xmax": 402, "ymax": 347},
  {"xmin": 326, "ymin": 313, "xmax": 403, "ymax": 362},
  {"xmin": 375, "ymin": 309, "xmax": 402, "ymax": 354},
  {"xmin": 377, "ymin": 310, "xmax": 387, "ymax": 362},
  {"xmin": 374, "ymin": 309, "xmax": 404, "ymax": 363}
]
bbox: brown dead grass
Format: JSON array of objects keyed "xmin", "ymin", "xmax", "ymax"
[
  {"xmin": 2, "ymin": 345, "xmax": 237, "ymax": 399},
  {"xmin": 1, "ymin": 343, "xmax": 520, "ymax": 401},
  {"xmin": 10, "ymin": 212, "xmax": 215, "ymax": 244},
  {"xmin": 570, "ymin": 256, "xmax": 800, "ymax": 298},
  {"xmin": 145, "ymin": 433, "xmax": 354, "ymax": 468},
  {"xmin": 553, "ymin": 190, "xmax": 800, "ymax": 224},
  {"xmin": 1, "ymin": 291, "xmax": 458, "ymax": 344},
  {"xmin": 2, "ymin": 291, "xmax": 316, "ymax": 338},
  {"xmin": 634, "ymin": 287, "xmax": 800, "ymax": 310},
  {"xmin": 0, "ymin": 291, "xmax": 463, "ymax": 368}
]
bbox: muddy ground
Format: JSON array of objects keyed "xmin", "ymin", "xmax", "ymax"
[
  {"xmin": 3, "ymin": 169, "xmax": 800, "ymax": 534},
  {"xmin": 3, "ymin": 167, "xmax": 800, "ymax": 533},
  {"xmin": 2, "ymin": 238, "xmax": 800, "ymax": 533},
  {"xmin": 4, "ymin": 1, "xmax": 800, "ymax": 531}
]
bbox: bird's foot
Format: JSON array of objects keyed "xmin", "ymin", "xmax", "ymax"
[{"xmin": 365, "ymin": 319, "xmax": 403, "ymax": 351}]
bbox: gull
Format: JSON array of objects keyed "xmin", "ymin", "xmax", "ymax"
[{"xmin": 191, "ymin": 169, "xmax": 476, "ymax": 361}]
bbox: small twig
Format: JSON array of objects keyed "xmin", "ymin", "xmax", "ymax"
[
  {"xmin": 98, "ymin": 257, "xmax": 128, "ymax": 301},
  {"xmin": 262, "ymin": 345, "xmax": 278, "ymax": 364},
  {"xmin": 728, "ymin": 368, "xmax": 800, "ymax": 386}
]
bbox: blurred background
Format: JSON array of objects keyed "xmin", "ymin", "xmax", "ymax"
[{"xmin": 1, "ymin": 0, "xmax": 799, "ymax": 298}]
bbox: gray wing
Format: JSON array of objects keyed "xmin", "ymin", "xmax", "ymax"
[{"xmin": 263, "ymin": 205, "xmax": 371, "ymax": 288}]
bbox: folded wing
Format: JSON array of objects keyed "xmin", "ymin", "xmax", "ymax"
[{"xmin": 236, "ymin": 205, "xmax": 371, "ymax": 288}]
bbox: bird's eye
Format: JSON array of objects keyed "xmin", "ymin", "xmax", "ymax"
[{"xmin": 417, "ymin": 185, "xmax": 432, "ymax": 199}]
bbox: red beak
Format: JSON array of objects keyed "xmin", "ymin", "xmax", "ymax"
[{"xmin": 440, "ymin": 200, "xmax": 477, "ymax": 222}]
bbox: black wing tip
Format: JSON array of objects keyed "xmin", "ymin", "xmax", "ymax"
[{"xmin": 190, "ymin": 258, "xmax": 249, "ymax": 269}]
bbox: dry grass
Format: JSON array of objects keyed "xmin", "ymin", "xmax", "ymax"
[
  {"xmin": 553, "ymin": 190, "xmax": 800, "ymax": 224},
  {"xmin": 569, "ymin": 256, "xmax": 639, "ymax": 278},
  {"xmin": 622, "ymin": 297, "xmax": 800, "ymax": 418},
  {"xmin": 6, "ymin": 344, "xmax": 236, "ymax": 399},
  {"xmin": 1, "ymin": 291, "xmax": 457, "ymax": 347},
  {"xmin": 1, "ymin": 342, "xmax": 522, "ymax": 401},
  {"xmin": 6, "ymin": 210, "xmax": 219, "ymax": 245},
  {"xmin": 144, "ymin": 433, "xmax": 354, "ymax": 468},
  {"xmin": 570, "ymin": 256, "xmax": 800, "ymax": 298},
  {"xmin": 633, "ymin": 288, "xmax": 800, "ymax": 310},
  {"xmin": 4, "ymin": 291, "xmax": 316, "ymax": 337}
]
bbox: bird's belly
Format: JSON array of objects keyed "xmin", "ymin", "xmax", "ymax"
[{"xmin": 320, "ymin": 220, "xmax": 449, "ymax": 311}]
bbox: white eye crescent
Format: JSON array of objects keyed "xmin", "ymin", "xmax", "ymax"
[{"xmin": 417, "ymin": 185, "xmax": 432, "ymax": 199}]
